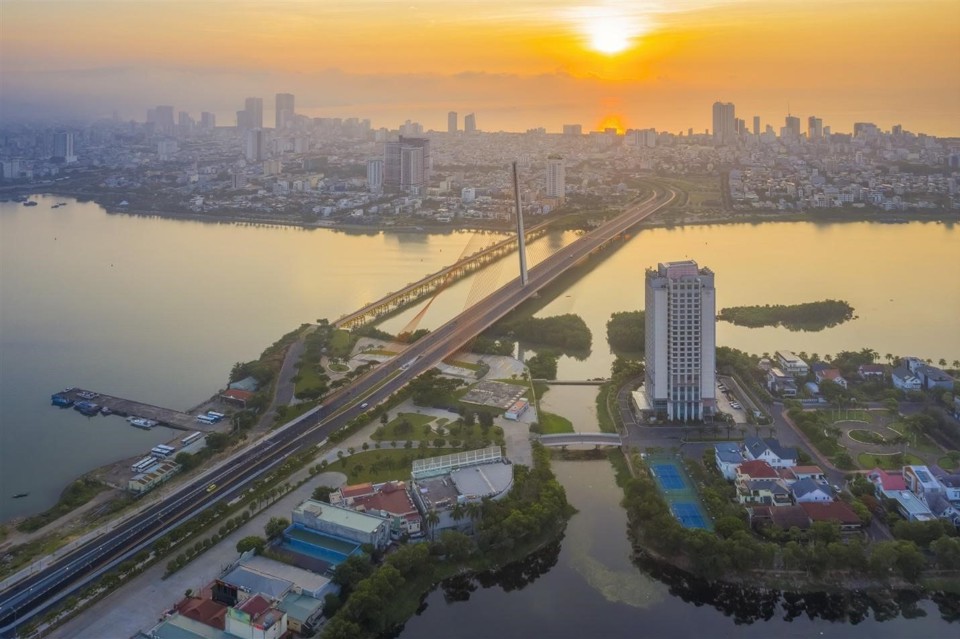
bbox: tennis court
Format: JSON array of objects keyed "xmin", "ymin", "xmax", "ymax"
[
  {"xmin": 645, "ymin": 456, "xmax": 714, "ymax": 531},
  {"xmin": 671, "ymin": 501, "xmax": 711, "ymax": 530},
  {"xmin": 651, "ymin": 462, "xmax": 689, "ymax": 492}
]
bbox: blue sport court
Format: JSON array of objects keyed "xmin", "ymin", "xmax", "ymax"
[
  {"xmin": 651, "ymin": 462, "xmax": 689, "ymax": 492},
  {"xmin": 671, "ymin": 501, "xmax": 710, "ymax": 530}
]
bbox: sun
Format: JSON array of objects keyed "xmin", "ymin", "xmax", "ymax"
[{"xmin": 587, "ymin": 16, "xmax": 632, "ymax": 54}]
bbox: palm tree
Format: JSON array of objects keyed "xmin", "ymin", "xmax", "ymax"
[
  {"xmin": 425, "ymin": 510, "xmax": 440, "ymax": 540},
  {"xmin": 451, "ymin": 503, "xmax": 465, "ymax": 523}
]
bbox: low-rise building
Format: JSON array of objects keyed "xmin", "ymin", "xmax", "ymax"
[
  {"xmin": 128, "ymin": 460, "xmax": 180, "ymax": 494},
  {"xmin": 743, "ymin": 437, "xmax": 798, "ymax": 469},
  {"xmin": 775, "ymin": 351, "xmax": 809, "ymax": 377},
  {"xmin": 892, "ymin": 367, "xmax": 922, "ymax": 391},
  {"xmin": 903, "ymin": 465, "xmax": 944, "ymax": 500},
  {"xmin": 867, "ymin": 468, "xmax": 908, "ymax": 499},
  {"xmin": 790, "ymin": 478, "xmax": 835, "ymax": 504},
  {"xmin": 225, "ymin": 594, "xmax": 287, "ymax": 639},
  {"xmin": 504, "ymin": 398, "xmax": 530, "ymax": 420},
  {"xmin": 814, "ymin": 367, "xmax": 847, "ymax": 389},
  {"xmin": 766, "ymin": 367, "xmax": 797, "ymax": 397},
  {"xmin": 331, "ymin": 480, "xmax": 424, "ymax": 539},
  {"xmin": 799, "ymin": 502, "xmax": 862, "ymax": 532},
  {"xmin": 291, "ymin": 500, "xmax": 391, "ymax": 549},
  {"xmin": 738, "ymin": 479, "xmax": 792, "ymax": 507},
  {"xmin": 858, "ymin": 364, "xmax": 886, "ymax": 380},
  {"xmin": 714, "ymin": 443, "xmax": 745, "ymax": 480},
  {"xmin": 890, "ymin": 490, "xmax": 937, "ymax": 522}
]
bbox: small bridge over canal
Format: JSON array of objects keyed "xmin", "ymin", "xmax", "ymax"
[{"xmin": 537, "ymin": 433, "xmax": 623, "ymax": 447}]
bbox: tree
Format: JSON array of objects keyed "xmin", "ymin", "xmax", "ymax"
[
  {"xmin": 312, "ymin": 485, "xmax": 335, "ymax": 503},
  {"xmin": 264, "ymin": 516, "xmax": 289, "ymax": 540},
  {"xmin": 425, "ymin": 510, "xmax": 441, "ymax": 540},
  {"xmin": 235, "ymin": 536, "xmax": 266, "ymax": 555},
  {"xmin": 380, "ymin": 412, "xmax": 389, "ymax": 425},
  {"xmin": 332, "ymin": 553, "xmax": 374, "ymax": 593}
]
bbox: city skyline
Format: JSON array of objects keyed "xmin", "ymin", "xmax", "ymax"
[{"xmin": 1, "ymin": 1, "xmax": 957, "ymax": 136}]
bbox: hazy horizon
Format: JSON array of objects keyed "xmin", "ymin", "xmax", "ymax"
[{"xmin": 2, "ymin": 0, "xmax": 958, "ymax": 136}]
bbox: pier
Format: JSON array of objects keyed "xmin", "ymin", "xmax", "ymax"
[{"xmin": 50, "ymin": 388, "xmax": 215, "ymax": 432}]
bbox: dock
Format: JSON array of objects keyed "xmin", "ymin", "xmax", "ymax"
[{"xmin": 51, "ymin": 387, "xmax": 216, "ymax": 432}]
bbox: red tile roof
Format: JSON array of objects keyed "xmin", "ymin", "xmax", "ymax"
[
  {"xmin": 869, "ymin": 469, "xmax": 907, "ymax": 491},
  {"xmin": 221, "ymin": 389, "xmax": 254, "ymax": 402},
  {"xmin": 794, "ymin": 465, "xmax": 824, "ymax": 475},
  {"xmin": 800, "ymin": 501, "xmax": 861, "ymax": 525},
  {"xmin": 238, "ymin": 594, "xmax": 272, "ymax": 618},
  {"xmin": 737, "ymin": 460, "xmax": 778, "ymax": 479},
  {"xmin": 341, "ymin": 482, "xmax": 375, "ymax": 499},
  {"xmin": 177, "ymin": 594, "xmax": 227, "ymax": 630}
]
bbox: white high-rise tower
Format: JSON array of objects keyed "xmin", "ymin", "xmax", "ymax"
[{"xmin": 644, "ymin": 260, "xmax": 716, "ymax": 422}]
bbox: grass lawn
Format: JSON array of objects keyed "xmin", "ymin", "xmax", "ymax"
[
  {"xmin": 539, "ymin": 411, "xmax": 574, "ymax": 434},
  {"xmin": 328, "ymin": 362, "xmax": 350, "ymax": 372},
  {"xmin": 294, "ymin": 362, "xmax": 326, "ymax": 397},
  {"xmin": 365, "ymin": 348, "xmax": 398, "ymax": 357},
  {"xmin": 445, "ymin": 359, "xmax": 481, "ymax": 371},
  {"xmin": 329, "ymin": 329, "xmax": 356, "ymax": 359},
  {"xmin": 372, "ymin": 412, "xmax": 436, "ymax": 440},
  {"xmin": 334, "ymin": 448, "xmax": 462, "ymax": 484},
  {"xmin": 847, "ymin": 429, "xmax": 888, "ymax": 445},
  {"xmin": 938, "ymin": 455, "xmax": 959, "ymax": 470},
  {"xmin": 275, "ymin": 400, "xmax": 318, "ymax": 425},
  {"xmin": 857, "ymin": 452, "xmax": 924, "ymax": 470},
  {"xmin": 595, "ymin": 383, "xmax": 617, "ymax": 434}
]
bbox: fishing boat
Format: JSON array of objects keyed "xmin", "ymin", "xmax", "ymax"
[{"xmin": 12, "ymin": 493, "xmax": 29, "ymax": 499}]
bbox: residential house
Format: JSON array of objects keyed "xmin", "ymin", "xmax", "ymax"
[
  {"xmin": 814, "ymin": 367, "xmax": 848, "ymax": 389},
  {"xmin": 891, "ymin": 490, "xmax": 936, "ymax": 522},
  {"xmin": 926, "ymin": 493, "xmax": 960, "ymax": 528},
  {"xmin": 747, "ymin": 505, "xmax": 811, "ymax": 531},
  {"xmin": 738, "ymin": 479, "xmax": 793, "ymax": 507},
  {"xmin": 775, "ymin": 351, "xmax": 809, "ymax": 377},
  {"xmin": 736, "ymin": 459, "xmax": 779, "ymax": 481},
  {"xmin": 331, "ymin": 480, "xmax": 424, "ymax": 539},
  {"xmin": 891, "ymin": 367, "xmax": 922, "ymax": 391},
  {"xmin": 930, "ymin": 468, "xmax": 960, "ymax": 501},
  {"xmin": 903, "ymin": 465, "xmax": 943, "ymax": 500},
  {"xmin": 714, "ymin": 443, "xmax": 745, "ymax": 480},
  {"xmin": 799, "ymin": 502, "xmax": 863, "ymax": 532},
  {"xmin": 790, "ymin": 478, "xmax": 835, "ymax": 504},
  {"xmin": 867, "ymin": 468, "xmax": 907, "ymax": 499},
  {"xmin": 792, "ymin": 465, "xmax": 828, "ymax": 482},
  {"xmin": 766, "ymin": 367, "xmax": 797, "ymax": 397},
  {"xmin": 919, "ymin": 366, "xmax": 955, "ymax": 391},
  {"xmin": 743, "ymin": 437, "xmax": 798, "ymax": 469},
  {"xmin": 858, "ymin": 364, "xmax": 885, "ymax": 380}
]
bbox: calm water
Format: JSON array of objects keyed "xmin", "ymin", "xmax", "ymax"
[
  {"xmin": 398, "ymin": 460, "xmax": 955, "ymax": 638},
  {"xmin": 1, "ymin": 197, "xmax": 958, "ymax": 520}
]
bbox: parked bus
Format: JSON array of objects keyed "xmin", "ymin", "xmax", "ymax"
[
  {"xmin": 196, "ymin": 415, "xmax": 216, "ymax": 424},
  {"xmin": 206, "ymin": 411, "xmax": 225, "ymax": 419},
  {"xmin": 181, "ymin": 432, "xmax": 202, "ymax": 446},
  {"xmin": 131, "ymin": 457, "xmax": 157, "ymax": 473}
]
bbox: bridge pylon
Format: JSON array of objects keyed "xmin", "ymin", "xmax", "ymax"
[{"xmin": 512, "ymin": 161, "xmax": 529, "ymax": 287}]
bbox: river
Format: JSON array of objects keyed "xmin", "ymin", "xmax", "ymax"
[
  {"xmin": 397, "ymin": 459, "xmax": 956, "ymax": 638},
  {"xmin": 1, "ymin": 196, "xmax": 958, "ymax": 521}
]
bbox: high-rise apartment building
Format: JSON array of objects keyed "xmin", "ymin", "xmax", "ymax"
[
  {"xmin": 545, "ymin": 155, "xmax": 565, "ymax": 198},
  {"xmin": 52, "ymin": 132, "xmax": 76, "ymax": 163},
  {"xmin": 383, "ymin": 136, "xmax": 430, "ymax": 193},
  {"xmin": 752, "ymin": 116, "xmax": 760, "ymax": 136},
  {"xmin": 244, "ymin": 97, "xmax": 264, "ymax": 130},
  {"xmin": 200, "ymin": 112, "xmax": 216, "ymax": 129},
  {"xmin": 464, "ymin": 113, "xmax": 477, "ymax": 134},
  {"xmin": 244, "ymin": 129, "xmax": 264, "ymax": 163},
  {"xmin": 367, "ymin": 158, "xmax": 384, "ymax": 193},
  {"xmin": 644, "ymin": 260, "xmax": 716, "ymax": 422},
  {"xmin": 711, "ymin": 102, "xmax": 736, "ymax": 145},
  {"xmin": 447, "ymin": 111, "xmax": 458, "ymax": 134},
  {"xmin": 563, "ymin": 124, "xmax": 583, "ymax": 136},
  {"xmin": 276, "ymin": 93, "xmax": 295, "ymax": 129}
]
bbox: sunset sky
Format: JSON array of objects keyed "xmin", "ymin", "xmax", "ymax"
[{"xmin": 2, "ymin": 0, "xmax": 958, "ymax": 135}]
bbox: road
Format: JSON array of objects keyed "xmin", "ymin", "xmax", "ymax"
[{"xmin": 0, "ymin": 187, "xmax": 675, "ymax": 637}]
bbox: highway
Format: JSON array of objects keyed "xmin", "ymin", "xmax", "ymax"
[{"xmin": 0, "ymin": 186, "xmax": 674, "ymax": 637}]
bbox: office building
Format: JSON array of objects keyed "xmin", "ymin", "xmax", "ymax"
[
  {"xmin": 244, "ymin": 97, "xmax": 264, "ymax": 130},
  {"xmin": 447, "ymin": 111, "xmax": 458, "ymax": 134},
  {"xmin": 366, "ymin": 158, "xmax": 383, "ymax": 192},
  {"xmin": 275, "ymin": 93, "xmax": 295, "ymax": 129},
  {"xmin": 784, "ymin": 115, "xmax": 801, "ymax": 140},
  {"xmin": 52, "ymin": 132, "xmax": 77, "ymax": 163},
  {"xmin": 200, "ymin": 111, "xmax": 216, "ymax": 129},
  {"xmin": 545, "ymin": 155, "xmax": 565, "ymax": 198},
  {"xmin": 644, "ymin": 260, "xmax": 717, "ymax": 422},
  {"xmin": 245, "ymin": 129, "xmax": 264, "ymax": 163},
  {"xmin": 752, "ymin": 116, "xmax": 761, "ymax": 136},
  {"xmin": 712, "ymin": 101, "xmax": 736, "ymax": 145},
  {"xmin": 808, "ymin": 116, "xmax": 823, "ymax": 140},
  {"xmin": 383, "ymin": 136, "xmax": 430, "ymax": 193},
  {"xmin": 464, "ymin": 113, "xmax": 477, "ymax": 133},
  {"xmin": 563, "ymin": 124, "xmax": 583, "ymax": 136}
]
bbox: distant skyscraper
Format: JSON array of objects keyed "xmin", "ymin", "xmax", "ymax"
[
  {"xmin": 275, "ymin": 93, "xmax": 295, "ymax": 129},
  {"xmin": 244, "ymin": 129, "xmax": 264, "ymax": 163},
  {"xmin": 711, "ymin": 101, "xmax": 736, "ymax": 145},
  {"xmin": 52, "ymin": 132, "xmax": 76, "ymax": 163},
  {"xmin": 244, "ymin": 97, "xmax": 263, "ymax": 130},
  {"xmin": 546, "ymin": 155, "xmax": 565, "ymax": 198},
  {"xmin": 892, "ymin": 124, "xmax": 903, "ymax": 136},
  {"xmin": 752, "ymin": 116, "xmax": 760, "ymax": 136},
  {"xmin": 200, "ymin": 112, "xmax": 216, "ymax": 129},
  {"xmin": 644, "ymin": 260, "xmax": 716, "ymax": 422},
  {"xmin": 367, "ymin": 158, "xmax": 384, "ymax": 193},
  {"xmin": 784, "ymin": 115, "xmax": 801, "ymax": 140},
  {"xmin": 447, "ymin": 111, "xmax": 458, "ymax": 134},
  {"xmin": 384, "ymin": 136, "xmax": 430, "ymax": 193},
  {"xmin": 563, "ymin": 124, "xmax": 583, "ymax": 136},
  {"xmin": 149, "ymin": 106, "xmax": 175, "ymax": 134},
  {"xmin": 464, "ymin": 113, "xmax": 477, "ymax": 134},
  {"xmin": 808, "ymin": 116, "xmax": 823, "ymax": 140}
]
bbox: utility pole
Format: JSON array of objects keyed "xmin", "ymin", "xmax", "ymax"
[{"xmin": 512, "ymin": 161, "xmax": 529, "ymax": 287}]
